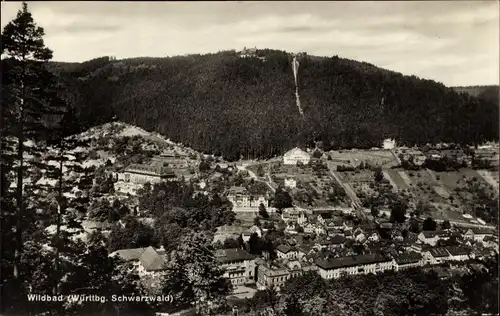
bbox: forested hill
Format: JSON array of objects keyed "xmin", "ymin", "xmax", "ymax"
[
  {"xmin": 452, "ymin": 85, "xmax": 499, "ymax": 105},
  {"xmin": 48, "ymin": 50, "xmax": 499, "ymax": 161}
]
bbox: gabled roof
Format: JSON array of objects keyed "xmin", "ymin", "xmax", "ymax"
[
  {"xmin": 316, "ymin": 253, "xmax": 391, "ymax": 270},
  {"xmin": 446, "ymin": 247, "xmax": 470, "ymax": 256},
  {"xmin": 429, "ymin": 247, "xmax": 450, "ymax": 258},
  {"xmin": 276, "ymin": 244, "xmax": 295, "ymax": 254},
  {"xmin": 215, "ymin": 248, "xmax": 255, "ymax": 263},
  {"xmin": 395, "ymin": 252, "xmax": 423, "ymax": 265},
  {"xmin": 284, "ymin": 147, "xmax": 309, "ymax": 157},
  {"xmin": 140, "ymin": 246, "xmax": 168, "ymax": 271}
]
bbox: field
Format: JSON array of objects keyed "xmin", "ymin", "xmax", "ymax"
[
  {"xmin": 325, "ymin": 149, "xmax": 399, "ymax": 168},
  {"xmin": 384, "ymin": 169, "xmax": 410, "ymax": 191}
]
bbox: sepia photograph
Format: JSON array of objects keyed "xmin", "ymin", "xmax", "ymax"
[{"xmin": 0, "ymin": 1, "xmax": 499, "ymax": 315}]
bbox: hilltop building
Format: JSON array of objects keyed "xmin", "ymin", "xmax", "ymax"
[
  {"xmin": 119, "ymin": 163, "xmax": 176, "ymax": 184},
  {"xmin": 283, "ymin": 147, "xmax": 310, "ymax": 165},
  {"xmin": 383, "ymin": 139, "xmax": 396, "ymax": 150}
]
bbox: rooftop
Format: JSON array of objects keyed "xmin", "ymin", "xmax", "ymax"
[
  {"xmin": 125, "ymin": 163, "xmax": 175, "ymax": 177},
  {"xmin": 429, "ymin": 247, "xmax": 450, "ymax": 258},
  {"xmin": 316, "ymin": 253, "xmax": 390, "ymax": 270},
  {"xmin": 395, "ymin": 252, "xmax": 423, "ymax": 265},
  {"xmin": 214, "ymin": 248, "xmax": 256, "ymax": 263}
]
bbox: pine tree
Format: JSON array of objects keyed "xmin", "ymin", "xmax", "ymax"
[{"xmin": 2, "ymin": 2, "xmax": 63, "ymax": 279}]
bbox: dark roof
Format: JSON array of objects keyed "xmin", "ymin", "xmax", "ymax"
[
  {"xmin": 429, "ymin": 248, "xmax": 450, "ymax": 258},
  {"xmin": 316, "ymin": 253, "xmax": 391, "ymax": 270},
  {"xmin": 215, "ymin": 248, "xmax": 255, "ymax": 263},
  {"xmin": 330, "ymin": 235, "xmax": 346, "ymax": 245},
  {"xmin": 446, "ymin": 247, "xmax": 470, "ymax": 256},
  {"xmin": 395, "ymin": 252, "xmax": 423, "ymax": 265},
  {"xmin": 317, "ymin": 212, "xmax": 333, "ymax": 219},
  {"xmin": 276, "ymin": 244, "xmax": 295, "ymax": 254},
  {"xmin": 469, "ymin": 227, "xmax": 495, "ymax": 235}
]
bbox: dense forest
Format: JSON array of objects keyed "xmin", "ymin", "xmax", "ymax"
[{"xmin": 49, "ymin": 51, "xmax": 499, "ymax": 161}]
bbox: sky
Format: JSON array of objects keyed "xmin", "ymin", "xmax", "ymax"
[{"xmin": 1, "ymin": 1, "xmax": 499, "ymax": 86}]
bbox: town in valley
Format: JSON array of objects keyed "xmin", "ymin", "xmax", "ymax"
[{"xmin": 1, "ymin": 1, "xmax": 499, "ymax": 316}]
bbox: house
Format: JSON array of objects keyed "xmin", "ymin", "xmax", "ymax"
[
  {"xmin": 297, "ymin": 212, "xmax": 308, "ymax": 225},
  {"xmin": 424, "ymin": 248, "xmax": 451, "ymax": 265},
  {"xmin": 303, "ymin": 223, "xmax": 315, "ymax": 234},
  {"xmin": 471, "ymin": 248, "xmax": 494, "ymax": 260},
  {"xmin": 418, "ymin": 231, "xmax": 449, "ymax": 246},
  {"xmin": 394, "ymin": 252, "xmax": 424, "ymax": 271},
  {"xmin": 281, "ymin": 208, "xmax": 300, "ymax": 222},
  {"xmin": 226, "ymin": 186, "xmax": 269, "ymax": 209},
  {"xmin": 215, "ymin": 248, "xmax": 257, "ymax": 286},
  {"xmin": 283, "ymin": 147, "xmax": 311, "ymax": 165},
  {"xmin": 482, "ymin": 235, "xmax": 499, "ymax": 249},
  {"xmin": 276, "ymin": 244, "xmax": 299, "ymax": 260},
  {"xmin": 446, "ymin": 247, "xmax": 470, "ymax": 262},
  {"xmin": 326, "ymin": 228, "xmax": 344, "ymax": 237},
  {"xmin": 464, "ymin": 228, "xmax": 495, "ymax": 242},
  {"xmin": 284, "ymin": 178, "xmax": 297, "ymax": 189},
  {"xmin": 383, "ymin": 139, "xmax": 396, "ymax": 150},
  {"xmin": 256, "ymin": 260, "xmax": 307, "ymax": 291},
  {"xmin": 315, "ymin": 253, "xmax": 394, "ymax": 280},
  {"xmin": 354, "ymin": 231, "xmax": 366, "ymax": 243},
  {"xmin": 367, "ymin": 232, "xmax": 380, "ymax": 242},
  {"xmin": 296, "ymin": 244, "xmax": 315, "ymax": 261},
  {"xmin": 248, "ymin": 225, "xmax": 262, "ymax": 238},
  {"xmin": 110, "ymin": 246, "xmax": 170, "ymax": 277},
  {"xmin": 121, "ymin": 164, "xmax": 176, "ymax": 184},
  {"xmin": 316, "ymin": 212, "xmax": 334, "ymax": 225}
]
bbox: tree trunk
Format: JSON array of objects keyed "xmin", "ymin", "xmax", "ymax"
[{"xmin": 53, "ymin": 149, "xmax": 64, "ymax": 295}]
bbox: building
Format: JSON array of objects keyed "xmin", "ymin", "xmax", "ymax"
[
  {"xmin": 256, "ymin": 260, "xmax": 314, "ymax": 291},
  {"xmin": 383, "ymin": 139, "xmax": 396, "ymax": 150},
  {"xmin": 110, "ymin": 246, "xmax": 170, "ymax": 277},
  {"xmin": 283, "ymin": 147, "xmax": 311, "ymax": 165},
  {"xmin": 284, "ymin": 178, "xmax": 297, "ymax": 189},
  {"xmin": 276, "ymin": 244, "xmax": 299, "ymax": 260},
  {"xmin": 215, "ymin": 248, "xmax": 257, "ymax": 286},
  {"xmin": 394, "ymin": 252, "xmax": 424, "ymax": 271},
  {"xmin": 423, "ymin": 248, "xmax": 451, "ymax": 265},
  {"xmin": 151, "ymin": 155, "xmax": 188, "ymax": 169},
  {"xmin": 121, "ymin": 164, "xmax": 176, "ymax": 184},
  {"xmin": 418, "ymin": 231, "xmax": 449, "ymax": 246},
  {"xmin": 464, "ymin": 228, "xmax": 495, "ymax": 242},
  {"xmin": 315, "ymin": 253, "xmax": 394, "ymax": 280},
  {"xmin": 446, "ymin": 247, "xmax": 470, "ymax": 262},
  {"xmin": 226, "ymin": 186, "xmax": 269, "ymax": 209}
]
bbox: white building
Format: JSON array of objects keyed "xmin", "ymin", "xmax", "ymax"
[
  {"xmin": 283, "ymin": 147, "xmax": 311, "ymax": 165},
  {"xmin": 316, "ymin": 253, "xmax": 394, "ymax": 280},
  {"xmin": 464, "ymin": 228, "xmax": 495, "ymax": 242},
  {"xmin": 276, "ymin": 244, "xmax": 299, "ymax": 260},
  {"xmin": 284, "ymin": 178, "xmax": 297, "ymax": 189},
  {"xmin": 215, "ymin": 248, "xmax": 257, "ymax": 286},
  {"xmin": 418, "ymin": 231, "xmax": 449, "ymax": 246},
  {"xmin": 226, "ymin": 186, "xmax": 269, "ymax": 209},
  {"xmin": 423, "ymin": 248, "xmax": 451, "ymax": 265},
  {"xmin": 383, "ymin": 139, "xmax": 396, "ymax": 150}
]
